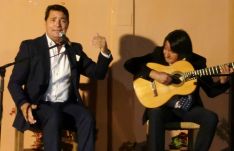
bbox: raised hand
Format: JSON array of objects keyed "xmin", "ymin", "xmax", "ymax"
[{"xmin": 92, "ymin": 33, "xmax": 109, "ymax": 54}]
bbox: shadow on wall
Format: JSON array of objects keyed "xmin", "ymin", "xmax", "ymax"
[
  {"xmin": 119, "ymin": 141, "xmax": 147, "ymax": 151},
  {"xmin": 79, "ymin": 79, "xmax": 97, "ymax": 115},
  {"xmin": 216, "ymin": 118, "xmax": 231, "ymax": 151},
  {"xmin": 108, "ymin": 34, "xmax": 157, "ymax": 150},
  {"xmin": 119, "ymin": 34, "xmax": 157, "ymax": 58}
]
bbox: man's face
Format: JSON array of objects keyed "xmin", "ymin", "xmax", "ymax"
[
  {"xmin": 45, "ymin": 10, "xmax": 69, "ymax": 43},
  {"xmin": 163, "ymin": 41, "xmax": 179, "ymax": 64}
]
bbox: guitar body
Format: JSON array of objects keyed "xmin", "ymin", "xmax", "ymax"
[{"xmin": 133, "ymin": 60, "xmax": 197, "ymax": 108}]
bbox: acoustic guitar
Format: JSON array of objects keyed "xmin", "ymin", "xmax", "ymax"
[{"xmin": 133, "ymin": 60, "xmax": 233, "ymax": 108}]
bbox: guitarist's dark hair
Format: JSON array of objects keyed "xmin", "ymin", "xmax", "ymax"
[{"xmin": 163, "ymin": 29, "xmax": 193, "ymax": 59}]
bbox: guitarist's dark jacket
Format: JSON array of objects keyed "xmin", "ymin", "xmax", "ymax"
[{"xmin": 124, "ymin": 46, "xmax": 230, "ymax": 123}]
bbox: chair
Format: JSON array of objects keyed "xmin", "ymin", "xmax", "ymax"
[
  {"xmin": 15, "ymin": 128, "xmax": 78, "ymax": 151},
  {"xmin": 146, "ymin": 121, "xmax": 200, "ymax": 151}
]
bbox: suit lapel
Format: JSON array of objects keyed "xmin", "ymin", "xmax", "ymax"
[
  {"xmin": 36, "ymin": 35, "xmax": 51, "ymax": 82},
  {"xmin": 35, "ymin": 36, "xmax": 79, "ymax": 84},
  {"xmin": 65, "ymin": 44, "xmax": 77, "ymax": 70}
]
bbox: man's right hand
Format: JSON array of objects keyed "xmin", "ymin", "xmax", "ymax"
[{"xmin": 20, "ymin": 102, "xmax": 37, "ymax": 124}]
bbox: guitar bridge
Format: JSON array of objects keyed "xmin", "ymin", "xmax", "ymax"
[{"xmin": 151, "ymin": 81, "xmax": 158, "ymax": 96}]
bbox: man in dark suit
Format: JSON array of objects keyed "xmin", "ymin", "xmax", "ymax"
[
  {"xmin": 8, "ymin": 4, "xmax": 112, "ymax": 151},
  {"xmin": 124, "ymin": 29, "xmax": 232, "ymax": 151}
]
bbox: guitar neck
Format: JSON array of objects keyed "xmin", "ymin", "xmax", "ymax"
[{"xmin": 184, "ymin": 62, "xmax": 234, "ymax": 80}]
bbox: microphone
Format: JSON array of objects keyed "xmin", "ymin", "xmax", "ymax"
[{"xmin": 59, "ymin": 31, "xmax": 71, "ymax": 46}]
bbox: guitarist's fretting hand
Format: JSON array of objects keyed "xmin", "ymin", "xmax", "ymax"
[
  {"xmin": 149, "ymin": 70, "xmax": 172, "ymax": 85},
  {"xmin": 219, "ymin": 64, "xmax": 234, "ymax": 84}
]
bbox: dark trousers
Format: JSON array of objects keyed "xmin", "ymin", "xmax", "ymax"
[
  {"xmin": 147, "ymin": 106, "xmax": 218, "ymax": 151},
  {"xmin": 33, "ymin": 101, "xmax": 95, "ymax": 151}
]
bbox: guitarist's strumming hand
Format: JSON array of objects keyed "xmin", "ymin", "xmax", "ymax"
[
  {"xmin": 149, "ymin": 70, "xmax": 172, "ymax": 85},
  {"xmin": 219, "ymin": 64, "xmax": 234, "ymax": 84}
]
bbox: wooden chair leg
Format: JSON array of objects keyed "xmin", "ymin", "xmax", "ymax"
[
  {"xmin": 188, "ymin": 128, "xmax": 199, "ymax": 151},
  {"xmin": 187, "ymin": 129, "xmax": 194, "ymax": 150},
  {"xmin": 15, "ymin": 130, "xmax": 24, "ymax": 151}
]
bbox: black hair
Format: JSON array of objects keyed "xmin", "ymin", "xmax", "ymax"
[
  {"xmin": 163, "ymin": 29, "xmax": 193, "ymax": 58},
  {"xmin": 45, "ymin": 4, "xmax": 69, "ymax": 22}
]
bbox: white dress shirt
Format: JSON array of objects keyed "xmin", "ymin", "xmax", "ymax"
[{"xmin": 44, "ymin": 35, "xmax": 71, "ymax": 102}]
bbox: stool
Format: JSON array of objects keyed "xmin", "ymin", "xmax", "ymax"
[
  {"xmin": 15, "ymin": 129, "xmax": 78, "ymax": 151},
  {"xmin": 146, "ymin": 121, "xmax": 200, "ymax": 150}
]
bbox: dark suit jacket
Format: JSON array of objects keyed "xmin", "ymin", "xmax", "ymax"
[
  {"xmin": 124, "ymin": 47, "xmax": 229, "ymax": 123},
  {"xmin": 8, "ymin": 34, "xmax": 113, "ymax": 131}
]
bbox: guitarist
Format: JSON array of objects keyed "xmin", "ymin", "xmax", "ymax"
[{"xmin": 124, "ymin": 29, "xmax": 233, "ymax": 151}]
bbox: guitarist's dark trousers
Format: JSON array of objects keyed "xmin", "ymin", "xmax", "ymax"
[{"xmin": 147, "ymin": 106, "xmax": 218, "ymax": 151}]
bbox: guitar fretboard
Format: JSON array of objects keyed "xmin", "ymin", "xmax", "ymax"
[{"xmin": 183, "ymin": 62, "xmax": 234, "ymax": 81}]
